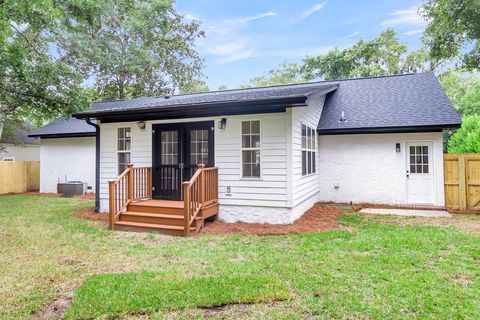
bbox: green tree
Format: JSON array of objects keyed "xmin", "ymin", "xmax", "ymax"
[
  {"xmin": 421, "ymin": 0, "xmax": 480, "ymax": 70},
  {"xmin": 447, "ymin": 115, "xmax": 480, "ymax": 153},
  {"xmin": 439, "ymin": 70, "xmax": 480, "ymax": 116},
  {"xmin": 58, "ymin": 0, "xmax": 205, "ymax": 100},
  {"xmin": 0, "ymin": 0, "xmax": 90, "ymax": 142},
  {"xmin": 241, "ymin": 62, "xmax": 306, "ymax": 88},
  {"xmin": 217, "ymin": 85, "xmax": 228, "ymax": 91},
  {"xmin": 179, "ymin": 79, "xmax": 209, "ymax": 94},
  {"xmin": 303, "ymin": 29, "xmax": 436, "ymax": 80}
]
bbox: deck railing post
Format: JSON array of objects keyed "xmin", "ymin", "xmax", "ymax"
[
  {"xmin": 127, "ymin": 164, "xmax": 134, "ymax": 203},
  {"xmin": 198, "ymin": 164, "xmax": 205, "ymax": 207},
  {"xmin": 183, "ymin": 181, "xmax": 190, "ymax": 237},
  {"xmin": 108, "ymin": 180, "xmax": 115, "ymax": 230}
]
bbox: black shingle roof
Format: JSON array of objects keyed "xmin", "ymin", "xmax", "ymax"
[
  {"xmin": 318, "ymin": 72, "xmax": 461, "ymax": 133},
  {"xmin": 28, "ymin": 117, "xmax": 96, "ymax": 138},
  {"xmin": 88, "ymin": 83, "xmax": 339, "ymax": 113}
]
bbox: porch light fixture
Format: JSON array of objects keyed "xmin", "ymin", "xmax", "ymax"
[
  {"xmin": 396, "ymin": 143, "xmax": 401, "ymax": 153},
  {"xmin": 447, "ymin": 128, "xmax": 454, "ymax": 136},
  {"xmin": 218, "ymin": 118, "xmax": 227, "ymax": 129},
  {"xmin": 136, "ymin": 121, "xmax": 146, "ymax": 130}
]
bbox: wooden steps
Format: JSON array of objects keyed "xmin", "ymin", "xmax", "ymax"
[
  {"xmin": 113, "ymin": 199, "xmax": 213, "ymax": 236},
  {"xmin": 114, "ymin": 220, "xmax": 196, "ymax": 236}
]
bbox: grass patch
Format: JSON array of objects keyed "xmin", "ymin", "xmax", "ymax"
[
  {"xmin": 1, "ymin": 194, "xmax": 479, "ymax": 319},
  {"xmin": 66, "ymin": 272, "xmax": 288, "ymax": 319}
]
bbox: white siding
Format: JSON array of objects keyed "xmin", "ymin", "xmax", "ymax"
[
  {"xmin": 291, "ymin": 94, "xmax": 326, "ymax": 206},
  {"xmin": 1, "ymin": 144, "xmax": 40, "ymax": 161},
  {"xmin": 98, "ymin": 113, "xmax": 290, "ymax": 212},
  {"xmin": 39, "ymin": 137, "xmax": 96, "ymax": 193},
  {"xmin": 317, "ymin": 132, "xmax": 445, "ymax": 206}
]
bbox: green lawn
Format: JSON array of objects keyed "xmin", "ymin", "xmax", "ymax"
[{"xmin": 0, "ymin": 194, "xmax": 479, "ymax": 319}]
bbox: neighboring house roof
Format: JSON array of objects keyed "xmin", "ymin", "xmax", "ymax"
[
  {"xmin": 28, "ymin": 117, "xmax": 96, "ymax": 138},
  {"xmin": 1, "ymin": 122, "xmax": 40, "ymax": 145},
  {"xmin": 74, "ymin": 83, "xmax": 339, "ymax": 121},
  {"xmin": 317, "ymin": 72, "xmax": 461, "ymax": 134}
]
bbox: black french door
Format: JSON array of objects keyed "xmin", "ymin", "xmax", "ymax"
[{"xmin": 152, "ymin": 121, "xmax": 214, "ymax": 200}]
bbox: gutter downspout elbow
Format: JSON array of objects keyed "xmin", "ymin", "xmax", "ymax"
[{"xmin": 85, "ymin": 117, "xmax": 100, "ymax": 212}]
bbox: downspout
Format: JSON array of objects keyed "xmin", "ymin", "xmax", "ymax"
[{"xmin": 85, "ymin": 117, "xmax": 100, "ymax": 212}]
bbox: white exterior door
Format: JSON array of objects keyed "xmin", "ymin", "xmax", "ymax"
[{"xmin": 406, "ymin": 142, "xmax": 434, "ymax": 204}]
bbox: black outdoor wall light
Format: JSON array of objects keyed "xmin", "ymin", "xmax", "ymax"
[
  {"xmin": 396, "ymin": 143, "xmax": 401, "ymax": 152},
  {"xmin": 218, "ymin": 118, "xmax": 227, "ymax": 129},
  {"xmin": 136, "ymin": 121, "xmax": 146, "ymax": 130}
]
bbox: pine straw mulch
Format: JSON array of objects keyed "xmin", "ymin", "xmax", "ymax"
[
  {"xmin": 203, "ymin": 203, "xmax": 353, "ymax": 236},
  {"xmin": 74, "ymin": 207, "xmax": 109, "ymax": 222}
]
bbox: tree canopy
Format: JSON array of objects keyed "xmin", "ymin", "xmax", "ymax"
[
  {"xmin": 241, "ymin": 62, "xmax": 306, "ymax": 88},
  {"xmin": 58, "ymin": 0, "xmax": 205, "ymax": 100},
  {"xmin": 0, "ymin": 0, "xmax": 90, "ymax": 140},
  {"xmin": 303, "ymin": 29, "xmax": 436, "ymax": 81},
  {"xmin": 421, "ymin": 0, "xmax": 480, "ymax": 70},
  {"xmin": 439, "ymin": 70, "xmax": 480, "ymax": 116}
]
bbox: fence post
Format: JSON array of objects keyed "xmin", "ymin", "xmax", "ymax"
[
  {"xmin": 127, "ymin": 164, "xmax": 134, "ymax": 203},
  {"xmin": 458, "ymin": 155, "xmax": 467, "ymax": 210}
]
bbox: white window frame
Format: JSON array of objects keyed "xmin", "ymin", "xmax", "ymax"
[
  {"xmin": 117, "ymin": 127, "xmax": 132, "ymax": 174},
  {"xmin": 301, "ymin": 123, "xmax": 316, "ymax": 176},
  {"xmin": 241, "ymin": 119, "xmax": 262, "ymax": 179}
]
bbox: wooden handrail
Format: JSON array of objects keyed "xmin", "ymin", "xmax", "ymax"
[
  {"xmin": 108, "ymin": 164, "xmax": 152, "ymax": 229},
  {"xmin": 183, "ymin": 164, "xmax": 218, "ymax": 236}
]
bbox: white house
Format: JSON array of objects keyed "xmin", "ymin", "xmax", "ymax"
[
  {"xmin": 28, "ymin": 117, "xmax": 96, "ymax": 193},
  {"xmin": 31, "ymin": 73, "xmax": 461, "ymax": 235},
  {"xmin": 1, "ymin": 123, "xmax": 40, "ymax": 161}
]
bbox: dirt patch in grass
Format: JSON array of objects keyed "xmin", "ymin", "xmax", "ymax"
[
  {"xmin": 33, "ymin": 296, "xmax": 72, "ymax": 320},
  {"xmin": 203, "ymin": 203, "xmax": 352, "ymax": 235},
  {"xmin": 74, "ymin": 207, "xmax": 108, "ymax": 222}
]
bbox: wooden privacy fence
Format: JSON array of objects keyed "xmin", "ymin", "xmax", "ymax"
[
  {"xmin": 0, "ymin": 161, "xmax": 40, "ymax": 194},
  {"xmin": 444, "ymin": 154, "xmax": 480, "ymax": 210}
]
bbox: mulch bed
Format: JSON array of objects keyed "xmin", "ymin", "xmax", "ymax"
[
  {"xmin": 203, "ymin": 202, "xmax": 353, "ymax": 236},
  {"xmin": 74, "ymin": 207, "xmax": 108, "ymax": 222}
]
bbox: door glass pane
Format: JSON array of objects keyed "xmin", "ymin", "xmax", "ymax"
[
  {"xmin": 190, "ymin": 129, "xmax": 208, "ymax": 165},
  {"xmin": 161, "ymin": 131, "xmax": 179, "ymax": 165}
]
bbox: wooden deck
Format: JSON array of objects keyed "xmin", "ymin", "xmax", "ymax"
[{"xmin": 109, "ymin": 164, "xmax": 219, "ymax": 236}]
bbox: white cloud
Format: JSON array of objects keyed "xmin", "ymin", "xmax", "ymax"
[
  {"xmin": 381, "ymin": 6, "xmax": 427, "ymax": 27},
  {"xmin": 299, "ymin": 2, "xmax": 327, "ymax": 20},
  {"xmin": 219, "ymin": 49, "xmax": 255, "ymax": 63},
  {"xmin": 207, "ymin": 38, "xmax": 249, "ymax": 56},
  {"xmin": 344, "ymin": 31, "xmax": 360, "ymax": 39},
  {"xmin": 402, "ymin": 29, "xmax": 424, "ymax": 36},
  {"xmin": 226, "ymin": 12, "xmax": 277, "ymax": 24}
]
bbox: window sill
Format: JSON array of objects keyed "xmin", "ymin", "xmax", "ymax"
[
  {"xmin": 301, "ymin": 172, "xmax": 317, "ymax": 178},
  {"xmin": 241, "ymin": 176, "xmax": 262, "ymax": 181}
]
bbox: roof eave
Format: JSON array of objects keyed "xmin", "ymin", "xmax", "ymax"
[
  {"xmin": 28, "ymin": 132, "xmax": 96, "ymax": 139},
  {"xmin": 73, "ymin": 96, "xmax": 309, "ymax": 120},
  {"xmin": 317, "ymin": 123, "xmax": 461, "ymax": 135}
]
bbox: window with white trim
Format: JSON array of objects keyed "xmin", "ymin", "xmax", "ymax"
[
  {"xmin": 241, "ymin": 120, "xmax": 261, "ymax": 178},
  {"xmin": 302, "ymin": 124, "xmax": 316, "ymax": 176},
  {"xmin": 117, "ymin": 127, "xmax": 131, "ymax": 174}
]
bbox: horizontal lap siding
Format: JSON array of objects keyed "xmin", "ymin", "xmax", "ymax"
[
  {"xmin": 291, "ymin": 94, "xmax": 326, "ymax": 206},
  {"xmin": 98, "ymin": 113, "xmax": 289, "ymax": 212}
]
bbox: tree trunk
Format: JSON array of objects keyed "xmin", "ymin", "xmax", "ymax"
[{"xmin": 0, "ymin": 108, "xmax": 5, "ymax": 142}]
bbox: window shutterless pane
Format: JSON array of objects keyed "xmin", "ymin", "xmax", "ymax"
[
  {"xmin": 251, "ymin": 120, "xmax": 260, "ymax": 134},
  {"xmin": 252, "ymin": 134, "xmax": 260, "ymax": 148},
  {"xmin": 242, "ymin": 121, "xmax": 250, "ymax": 134},
  {"xmin": 312, "ymin": 152, "xmax": 316, "ymax": 173}
]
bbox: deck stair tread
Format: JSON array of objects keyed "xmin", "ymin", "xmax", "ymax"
[
  {"xmin": 121, "ymin": 211, "xmax": 184, "ymax": 219},
  {"xmin": 114, "ymin": 220, "xmax": 196, "ymax": 231}
]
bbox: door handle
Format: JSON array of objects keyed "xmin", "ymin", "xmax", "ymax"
[{"xmin": 179, "ymin": 163, "xmax": 184, "ymax": 169}]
